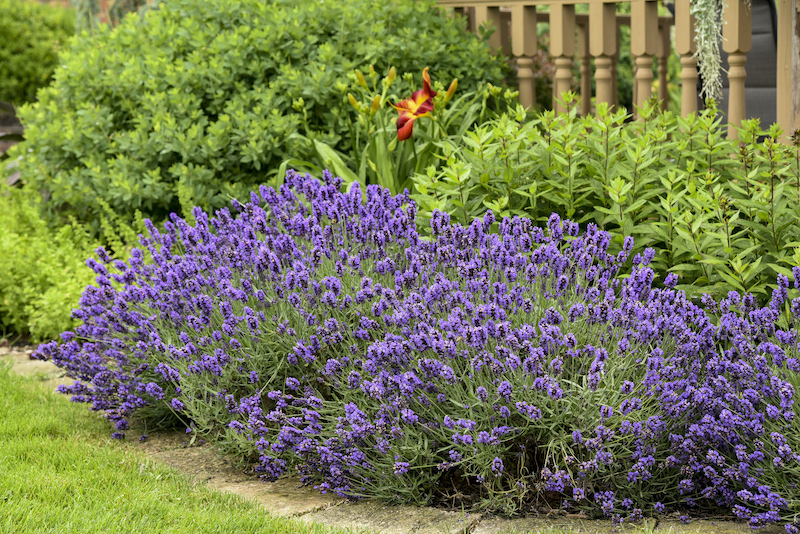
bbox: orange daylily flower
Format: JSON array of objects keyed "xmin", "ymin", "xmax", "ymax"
[{"xmin": 390, "ymin": 67, "xmax": 437, "ymax": 141}]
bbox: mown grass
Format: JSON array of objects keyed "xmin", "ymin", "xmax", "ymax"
[{"xmin": 0, "ymin": 363, "xmax": 363, "ymax": 534}]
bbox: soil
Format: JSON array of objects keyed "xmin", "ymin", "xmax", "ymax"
[
  {"xmin": 0, "ymin": 343, "xmax": 785, "ymax": 534},
  {"xmin": 0, "ymin": 112, "xmax": 22, "ymax": 159}
]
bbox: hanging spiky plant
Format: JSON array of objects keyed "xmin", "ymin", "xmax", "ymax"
[{"xmin": 691, "ymin": 0, "xmax": 725, "ymax": 101}]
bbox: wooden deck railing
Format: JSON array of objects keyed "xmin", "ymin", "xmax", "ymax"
[{"xmin": 437, "ymin": 0, "xmax": 800, "ymax": 140}]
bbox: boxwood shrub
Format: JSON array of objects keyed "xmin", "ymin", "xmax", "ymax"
[
  {"xmin": 11, "ymin": 0, "xmax": 510, "ymax": 238},
  {"xmin": 0, "ymin": 0, "xmax": 74, "ymax": 105}
]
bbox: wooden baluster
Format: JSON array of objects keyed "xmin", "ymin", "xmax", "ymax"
[
  {"xmin": 461, "ymin": 7, "xmax": 475, "ymax": 33},
  {"xmin": 500, "ymin": 9, "xmax": 512, "ymax": 56},
  {"xmin": 723, "ymin": 0, "xmax": 752, "ymax": 139},
  {"xmin": 511, "ymin": 5, "xmax": 538, "ymax": 110},
  {"xmin": 612, "ymin": 19, "xmax": 620, "ymax": 107},
  {"xmin": 451, "ymin": 6, "xmax": 466, "ymax": 22},
  {"xmin": 577, "ymin": 19, "xmax": 592, "ymax": 115},
  {"xmin": 657, "ymin": 18, "xmax": 671, "ymax": 110},
  {"xmin": 776, "ymin": 0, "xmax": 800, "ymax": 140},
  {"xmin": 474, "ymin": 5, "xmax": 503, "ymax": 51},
  {"xmin": 674, "ymin": 0, "xmax": 697, "ymax": 116},
  {"xmin": 631, "ymin": 0, "xmax": 658, "ymax": 118},
  {"xmin": 550, "ymin": 4, "xmax": 576, "ymax": 113},
  {"xmin": 590, "ymin": 2, "xmax": 617, "ymax": 108}
]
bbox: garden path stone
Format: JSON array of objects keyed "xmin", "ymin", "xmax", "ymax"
[
  {"xmin": 654, "ymin": 519, "xmax": 783, "ymax": 534},
  {"xmin": 298, "ymin": 501, "xmax": 481, "ymax": 534},
  {"xmin": 473, "ymin": 516, "xmax": 658, "ymax": 534},
  {"xmin": 146, "ymin": 443, "xmax": 345, "ymax": 517},
  {"xmin": 0, "ymin": 344, "xmax": 71, "ymax": 388}
]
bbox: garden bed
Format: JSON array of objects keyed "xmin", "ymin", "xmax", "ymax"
[{"xmin": 1, "ymin": 344, "xmax": 782, "ymax": 534}]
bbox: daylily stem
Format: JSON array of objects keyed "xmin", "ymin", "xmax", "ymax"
[
  {"xmin": 433, "ymin": 117, "xmax": 448, "ymax": 139},
  {"xmin": 411, "ymin": 138, "xmax": 419, "ymax": 175}
]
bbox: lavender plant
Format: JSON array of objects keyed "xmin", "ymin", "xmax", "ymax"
[{"xmin": 33, "ymin": 171, "xmax": 800, "ymax": 531}]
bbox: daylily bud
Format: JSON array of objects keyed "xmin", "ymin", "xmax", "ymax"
[
  {"xmin": 387, "ymin": 66, "xmax": 396, "ymax": 85},
  {"xmin": 355, "ymin": 70, "xmax": 368, "ymax": 88},
  {"xmin": 443, "ymin": 78, "xmax": 458, "ymax": 105},
  {"xmin": 369, "ymin": 64, "xmax": 375, "ymax": 76},
  {"xmin": 370, "ymin": 95, "xmax": 380, "ymax": 116},
  {"xmin": 348, "ymin": 93, "xmax": 360, "ymax": 111}
]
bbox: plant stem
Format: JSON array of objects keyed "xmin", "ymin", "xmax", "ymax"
[
  {"xmin": 457, "ymin": 167, "xmax": 468, "ymax": 225},
  {"xmin": 411, "ymin": 137, "xmax": 419, "ymax": 176}
]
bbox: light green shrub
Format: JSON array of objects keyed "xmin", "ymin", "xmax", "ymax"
[
  {"xmin": 0, "ymin": 186, "xmax": 96, "ymax": 341},
  {"xmin": 0, "ymin": 0, "xmax": 74, "ymax": 105}
]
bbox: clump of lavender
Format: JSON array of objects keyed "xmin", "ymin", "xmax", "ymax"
[{"xmin": 34, "ymin": 170, "xmax": 800, "ymax": 530}]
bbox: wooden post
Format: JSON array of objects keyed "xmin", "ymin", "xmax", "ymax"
[
  {"xmin": 657, "ymin": 18, "xmax": 671, "ymax": 110},
  {"xmin": 777, "ymin": 0, "xmax": 800, "ymax": 139},
  {"xmin": 631, "ymin": 0, "xmax": 658, "ymax": 119},
  {"xmin": 474, "ymin": 5, "xmax": 504, "ymax": 52},
  {"xmin": 590, "ymin": 2, "xmax": 617, "ymax": 108},
  {"xmin": 674, "ymin": 0, "xmax": 698, "ymax": 116},
  {"xmin": 612, "ymin": 19, "xmax": 620, "ymax": 107},
  {"xmin": 511, "ymin": 5, "xmax": 538, "ymax": 110},
  {"xmin": 577, "ymin": 19, "xmax": 592, "ymax": 115},
  {"xmin": 550, "ymin": 4, "xmax": 576, "ymax": 113},
  {"xmin": 463, "ymin": 7, "xmax": 476, "ymax": 33},
  {"xmin": 500, "ymin": 9, "xmax": 512, "ymax": 56},
  {"xmin": 723, "ymin": 0, "xmax": 752, "ymax": 139}
]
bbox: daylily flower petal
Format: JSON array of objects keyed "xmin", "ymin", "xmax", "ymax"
[
  {"xmin": 390, "ymin": 67, "xmax": 437, "ymax": 141},
  {"xmin": 396, "ymin": 114, "xmax": 416, "ymax": 141},
  {"xmin": 396, "ymin": 112, "xmax": 429, "ymax": 141}
]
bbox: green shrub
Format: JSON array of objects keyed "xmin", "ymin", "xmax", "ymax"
[
  {"xmin": 11, "ymin": 0, "xmax": 510, "ymax": 239},
  {"xmin": 0, "ymin": 186, "xmax": 97, "ymax": 342},
  {"xmin": 412, "ymin": 95, "xmax": 800, "ymax": 300},
  {"xmin": 0, "ymin": 0, "xmax": 74, "ymax": 105}
]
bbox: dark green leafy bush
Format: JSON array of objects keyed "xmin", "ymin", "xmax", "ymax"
[
  {"xmin": 12, "ymin": 0, "xmax": 510, "ymax": 238},
  {"xmin": 412, "ymin": 95, "xmax": 800, "ymax": 300},
  {"xmin": 0, "ymin": 0, "xmax": 74, "ymax": 105}
]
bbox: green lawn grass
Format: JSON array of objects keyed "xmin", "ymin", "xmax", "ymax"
[{"xmin": 0, "ymin": 363, "xmax": 361, "ymax": 534}]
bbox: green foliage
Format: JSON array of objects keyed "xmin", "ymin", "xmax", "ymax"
[
  {"xmin": 70, "ymin": 0, "xmax": 102, "ymax": 35},
  {"xmin": 0, "ymin": 186, "xmax": 97, "ymax": 341},
  {"xmin": 412, "ymin": 94, "xmax": 800, "ymax": 300},
  {"xmin": 297, "ymin": 67, "xmax": 518, "ymax": 197},
  {"xmin": 0, "ymin": 0, "xmax": 74, "ymax": 105},
  {"xmin": 13, "ymin": 0, "xmax": 510, "ymax": 240}
]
